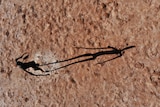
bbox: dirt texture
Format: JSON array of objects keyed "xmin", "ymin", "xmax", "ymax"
[{"xmin": 1, "ymin": 0, "xmax": 160, "ymax": 107}]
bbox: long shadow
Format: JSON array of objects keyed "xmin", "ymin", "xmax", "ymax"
[
  {"xmin": 41, "ymin": 45, "xmax": 135, "ymax": 71},
  {"xmin": 15, "ymin": 53, "xmax": 49, "ymax": 76}
]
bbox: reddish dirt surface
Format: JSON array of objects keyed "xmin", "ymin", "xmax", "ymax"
[{"xmin": 1, "ymin": 0, "xmax": 160, "ymax": 107}]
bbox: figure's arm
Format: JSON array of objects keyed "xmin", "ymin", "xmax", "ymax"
[
  {"xmin": 15, "ymin": 53, "xmax": 29, "ymax": 62},
  {"xmin": 15, "ymin": 55, "xmax": 23, "ymax": 62}
]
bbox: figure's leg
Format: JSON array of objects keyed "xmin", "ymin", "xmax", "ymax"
[
  {"xmin": 40, "ymin": 53, "xmax": 93, "ymax": 66},
  {"xmin": 96, "ymin": 54, "xmax": 122, "ymax": 65},
  {"xmin": 34, "ymin": 66, "xmax": 45, "ymax": 72},
  {"xmin": 48, "ymin": 57, "xmax": 96, "ymax": 72},
  {"xmin": 57, "ymin": 53, "xmax": 93, "ymax": 63},
  {"xmin": 24, "ymin": 69, "xmax": 49, "ymax": 76},
  {"xmin": 121, "ymin": 46, "xmax": 135, "ymax": 51}
]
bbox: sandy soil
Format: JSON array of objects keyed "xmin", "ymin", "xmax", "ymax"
[{"xmin": 1, "ymin": 0, "xmax": 160, "ymax": 107}]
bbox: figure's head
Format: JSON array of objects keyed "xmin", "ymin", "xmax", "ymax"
[{"xmin": 16, "ymin": 61, "xmax": 22, "ymax": 65}]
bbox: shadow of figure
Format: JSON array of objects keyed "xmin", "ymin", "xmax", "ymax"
[
  {"xmin": 15, "ymin": 53, "xmax": 49, "ymax": 76},
  {"xmin": 41, "ymin": 45, "xmax": 135, "ymax": 71}
]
